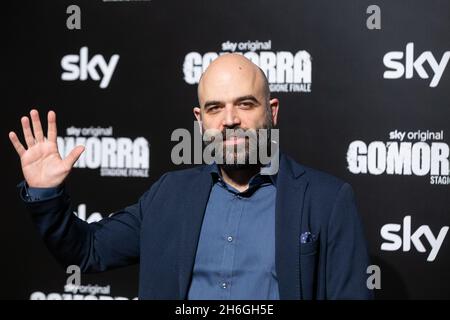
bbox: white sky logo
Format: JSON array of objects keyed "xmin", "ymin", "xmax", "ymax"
[
  {"xmin": 183, "ymin": 40, "xmax": 311, "ymax": 93},
  {"xmin": 383, "ymin": 42, "xmax": 450, "ymax": 87},
  {"xmin": 61, "ymin": 46, "xmax": 120, "ymax": 89},
  {"xmin": 381, "ymin": 216, "xmax": 449, "ymax": 262}
]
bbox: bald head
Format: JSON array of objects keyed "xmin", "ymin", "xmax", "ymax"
[
  {"xmin": 193, "ymin": 52, "xmax": 279, "ymax": 140},
  {"xmin": 197, "ymin": 53, "xmax": 270, "ymax": 107}
]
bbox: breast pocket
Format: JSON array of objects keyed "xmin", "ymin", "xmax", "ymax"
[{"xmin": 300, "ymin": 236, "xmax": 319, "ymax": 300}]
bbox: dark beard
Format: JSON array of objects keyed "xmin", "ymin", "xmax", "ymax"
[{"xmin": 202, "ymin": 118, "xmax": 274, "ymax": 168}]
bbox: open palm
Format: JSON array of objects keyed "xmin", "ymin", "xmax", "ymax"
[{"xmin": 9, "ymin": 109, "xmax": 85, "ymax": 188}]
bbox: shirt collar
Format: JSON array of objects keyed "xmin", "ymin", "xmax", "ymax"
[{"xmin": 207, "ymin": 161, "xmax": 277, "ymax": 187}]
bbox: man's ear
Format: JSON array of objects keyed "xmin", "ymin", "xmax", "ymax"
[
  {"xmin": 193, "ymin": 106, "xmax": 202, "ymax": 134},
  {"xmin": 269, "ymin": 98, "xmax": 279, "ymax": 126},
  {"xmin": 193, "ymin": 106, "xmax": 201, "ymax": 122}
]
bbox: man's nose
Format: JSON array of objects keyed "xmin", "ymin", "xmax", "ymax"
[{"xmin": 222, "ymin": 105, "xmax": 241, "ymax": 128}]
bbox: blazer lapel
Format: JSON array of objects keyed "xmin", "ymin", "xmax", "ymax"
[
  {"xmin": 177, "ymin": 166, "xmax": 213, "ymax": 299},
  {"xmin": 275, "ymin": 153, "xmax": 308, "ymax": 300}
]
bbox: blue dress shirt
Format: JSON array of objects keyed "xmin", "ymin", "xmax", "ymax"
[{"xmin": 187, "ymin": 164, "xmax": 279, "ymax": 300}]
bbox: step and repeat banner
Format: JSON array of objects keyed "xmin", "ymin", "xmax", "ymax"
[{"xmin": 2, "ymin": 0, "xmax": 449, "ymax": 299}]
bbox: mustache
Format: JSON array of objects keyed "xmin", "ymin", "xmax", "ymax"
[
  {"xmin": 222, "ymin": 128, "xmax": 251, "ymax": 140},
  {"xmin": 203, "ymin": 127, "xmax": 264, "ymax": 142}
]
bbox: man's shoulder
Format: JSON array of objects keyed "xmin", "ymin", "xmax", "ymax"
[
  {"xmin": 282, "ymin": 153, "xmax": 347, "ymax": 192},
  {"xmin": 303, "ymin": 165, "xmax": 346, "ymax": 190},
  {"xmin": 281, "ymin": 153, "xmax": 356, "ymax": 212},
  {"xmin": 152, "ymin": 165, "xmax": 209, "ymax": 186},
  {"xmin": 164, "ymin": 164, "xmax": 208, "ymax": 178},
  {"xmin": 283, "ymin": 154, "xmax": 359, "ymax": 225}
]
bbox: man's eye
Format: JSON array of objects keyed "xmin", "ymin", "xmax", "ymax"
[
  {"xmin": 208, "ymin": 106, "xmax": 220, "ymax": 112},
  {"xmin": 239, "ymin": 101, "xmax": 254, "ymax": 108}
]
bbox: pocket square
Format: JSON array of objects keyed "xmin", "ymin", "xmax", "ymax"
[{"xmin": 300, "ymin": 231, "xmax": 316, "ymax": 244}]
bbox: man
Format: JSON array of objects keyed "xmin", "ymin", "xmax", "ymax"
[{"xmin": 9, "ymin": 54, "xmax": 372, "ymax": 299}]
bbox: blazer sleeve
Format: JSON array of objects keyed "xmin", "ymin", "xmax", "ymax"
[
  {"xmin": 325, "ymin": 183, "xmax": 374, "ymax": 299},
  {"xmin": 18, "ymin": 174, "xmax": 167, "ymax": 273}
]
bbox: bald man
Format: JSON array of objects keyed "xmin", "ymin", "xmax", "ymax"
[{"xmin": 9, "ymin": 54, "xmax": 373, "ymax": 300}]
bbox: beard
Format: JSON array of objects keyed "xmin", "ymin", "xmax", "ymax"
[{"xmin": 202, "ymin": 115, "xmax": 275, "ymax": 169}]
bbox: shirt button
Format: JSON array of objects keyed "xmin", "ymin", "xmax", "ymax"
[
  {"xmin": 221, "ymin": 282, "xmax": 228, "ymax": 289},
  {"xmin": 227, "ymin": 236, "xmax": 233, "ymax": 242}
]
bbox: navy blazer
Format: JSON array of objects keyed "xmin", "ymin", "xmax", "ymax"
[{"xmin": 20, "ymin": 152, "xmax": 373, "ymax": 300}]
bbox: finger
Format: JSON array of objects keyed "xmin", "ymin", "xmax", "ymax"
[
  {"xmin": 30, "ymin": 109, "xmax": 44, "ymax": 142},
  {"xmin": 21, "ymin": 116, "xmax": 35, "ymax": 148},
  {"xmin": 8, "ymin": 131, "xmax": 26, "ymax": 157},
  {"xmin": 47, "ymin": 110, "xmax": 57, "ymax": 142},
  {"xmin": 63, "ymin": 145, "xmax": 85, "ymax": 169}
]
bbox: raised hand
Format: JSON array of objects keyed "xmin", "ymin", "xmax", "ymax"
[{"xmin": 8, "ymin": 109, "xmax": 85, "ymax": 188}]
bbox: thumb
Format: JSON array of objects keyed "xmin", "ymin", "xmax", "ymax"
[{"xmin": 64, "ymin": 145, "xmax": 85, "ymax": 168}]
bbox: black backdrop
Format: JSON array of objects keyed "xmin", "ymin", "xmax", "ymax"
[{"xmin": 1, "ymin": 0, "xmax": 449, "ymax": 299}]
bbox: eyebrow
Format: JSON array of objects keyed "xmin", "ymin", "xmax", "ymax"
[
  {"xmin": 204, "ymin": 100, "xmax": 223, "ymax": 109},
  {"xmin": 203, "ymin": 95, "xmax": 260, "ymax": 109},
  {"xmin": 234, "ymin": 95, "xmax": 260, "ymax": 105}
]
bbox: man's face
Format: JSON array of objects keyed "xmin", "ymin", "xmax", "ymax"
[{"xmin": 193, "ymin": 54, "xmax": 279, "ymax": 166}]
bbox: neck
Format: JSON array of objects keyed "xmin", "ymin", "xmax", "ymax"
[{"xmin": 219, "ymin": 165, "xmax": 261, "ymax": 193}]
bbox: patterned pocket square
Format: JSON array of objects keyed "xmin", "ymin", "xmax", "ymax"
[{"xmin": 300, "ymin": 231, "xmax": 316, "ymax": 244}]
